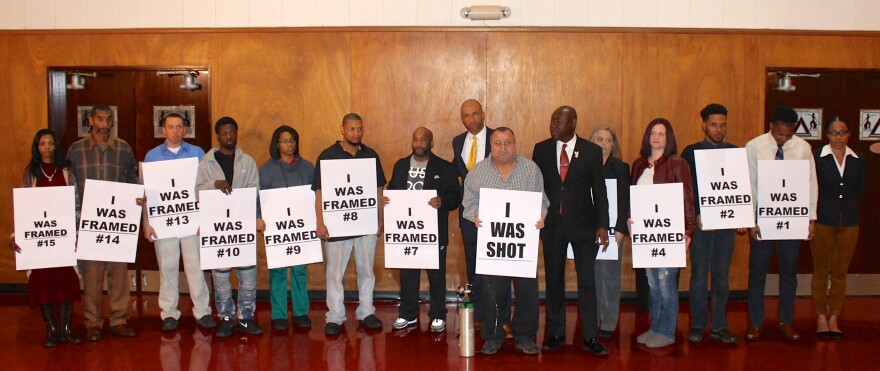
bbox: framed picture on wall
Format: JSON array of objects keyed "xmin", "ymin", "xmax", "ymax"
[
  {"xmin": 153, "ymin": 106, "xmax": 196, "ymax": 138},
  {"xmin": 793, "ymin": 108, "xmax": 822, "ymax": 140},
  {"xmin": 859, "ymin": 109, "xmax": 880, "ymax": 141},
  {"xmin": 77, "ymin": 105, "xmax": 119, "ymax": 137}
]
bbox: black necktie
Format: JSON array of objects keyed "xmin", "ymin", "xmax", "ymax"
[{"xmin": 775, "ymin": 145, "xmax": 783, "ymax": 160}]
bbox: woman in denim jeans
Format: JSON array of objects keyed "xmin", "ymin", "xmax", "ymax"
[{"xmin": 629, "ymin": 118, "xmax": 695, "ymax": 348}]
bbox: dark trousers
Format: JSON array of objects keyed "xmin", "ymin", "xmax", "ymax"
[
  {"xmin": 398, "ymin": 245, "xmax": 448, "ymax": 321},
  {"xmin": 689, "ymin": 228, "xmax": 736, "ymax": 331},
  {"xmin": 460, "ymin": 213, "xmax": 510, "ymax": 323},
  {"xmin": 748, "ymin": 238, "xmax": 801, "ymax": 326},
  {"xmin": 481, "ymin": 275, "xmax": 538, "ymax": 344},
  {"xmin": 635, "ymin": 268, "xmax": 650, "ymax": 311},
  {"xmin": 543, "ymin": 228, "xmax": 600, "ymax": 340}
]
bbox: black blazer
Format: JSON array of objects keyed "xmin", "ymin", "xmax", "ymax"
[
  {"xmin": 603, "ymin": 156, "xmax": 631, "ymax": 236},
  {"xmin": 532, "ymin": 136, "xmax": 609, "ymax": 241},
  {"xmin": 452, "ymin": 127, "xmax": 494, "ymax": 182},
  {"xmin": 814, "ymin": 148, "xmax": 866, "ymax": 227},
  {"xmin": 388, "ymin": 153, "xmax": 461, "ymax": 246}
]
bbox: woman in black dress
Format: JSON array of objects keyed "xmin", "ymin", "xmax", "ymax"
[{"xmin": 9, "ymin": 129, "xmax": 82, "ymax": 347}]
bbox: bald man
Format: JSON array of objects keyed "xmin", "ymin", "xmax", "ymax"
[
  {"xmin": 452, "ymin": 99, "xmax": 512, "ymax": 335},
  {"xmin": 386, "ymin": 127, "xmax": 460, "ymax": 333}
]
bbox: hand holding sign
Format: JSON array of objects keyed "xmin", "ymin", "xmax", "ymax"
[{"xmin": 76, "ymin": 179, "xmax": 144, "ymax": 263}]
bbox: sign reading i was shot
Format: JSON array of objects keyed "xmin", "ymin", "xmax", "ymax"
[
  {"xmin": 260, "ymin": 185, "xmax": 323, "ymax": 269},
  {"xmin": 694, "ymin": 148, "xmax": 755, "ymax": 229},
  {"xmin": 199, "ymin": 188, "xmax": 258, "ymax": 270},
  {"xmin": 13, "ymin": 186, "xmax": 77, "ymax": 270},
  {"xmin": 756, "ymin": 160, "xmax": 810, "ymax": 240},
  {"xmin": 383, "ymin": 190, "xmax": 439, "ymax": 269},
  {"xmin": 320, "ymin": 158, "xmax": 379, "ymax": 238},
  {"xmin": 630, "ymin": 183, "xmax": 686, "ymax": 268},
  {"xmin": 77, "ymin": 179, "xmax": 144, "ymax": 263},
  {"xmin": 476, "ymin": 188, "xmax": 543, "ymax": 278},
  {"xmin": 142, "ymin": 157, "xmax": 200, "ymax": 239}
]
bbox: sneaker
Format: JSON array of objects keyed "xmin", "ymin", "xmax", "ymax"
[
  {"xmin": 515, "ymin": 341, "xmax": 539, "ymax": 355},
  {"xmin": 359, "ymin": 315, "xmax": 383, "ymax": 329},
  {"xmin": 216, "ymin": 317, "xmax": 234, "ymax": 338},
  {"xmin": 161, "ymin": 318, "xmax": 179, "ymax": 332},
  {"xmin": 710, "ymin": 328, "xmax": 737, "ymax": 344},
  {"xmin": 292, "ymin": 315, "xmax": 312, "ymax": 329},
  {"xmin": 636, "ymin": 330, "xmax": 656, "ymax": 344},
  {"xmin": 236, "ymin": 319, "xmax": 264, "ymax": 335},
  {"xmin": 392, "ymin": 317, "xmax": 417, "ymax": 330},
  {"xmin": 688, "ymin": 328, "xmax": 704, "ymax": 343},
  {"xmin": 645, "ymin": 333, "xmax": 675, "ymax": 348},
  {"xmin": 325, "ymin": 322, "xmax": 343, "ymax": 336},
  {"xmin": 272, "ymin": 319, "xmax": 288, "ymax": 331},
  {"xmin": 481, "ymin": 340, "xmax": 502, "ymax": 355},
  {"xmin": 430, "ymin": 319, "xmax": 446, "ymax": 333},
  {"xmin": 196, "ymin": 315, "xmax": 217, "ymax": 329}
]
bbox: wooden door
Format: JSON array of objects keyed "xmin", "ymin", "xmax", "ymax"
[{"xmin": 765, "ymin": 68, "xmax": 880, "ymax": 274}]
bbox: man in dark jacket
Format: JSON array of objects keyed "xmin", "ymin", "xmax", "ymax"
[{"xmin": 387, "ymin": 127, "xmax": 460, "ymax": 333}]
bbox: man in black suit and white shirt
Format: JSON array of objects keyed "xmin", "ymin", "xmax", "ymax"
[
  {"xmin": 452, "ymin": 99, "xmax": 510, "ymax": 334},
  {"xmin": 532, "ymin": 106, "xmax": 609, "ymax": 356}
]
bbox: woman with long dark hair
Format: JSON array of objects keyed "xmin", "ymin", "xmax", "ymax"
[
  {"xmin": 8, "ymin": 129, "xmax": 82, "ymax": 347},
  {"xmin": 258, "ymin": 125, "xmax": 315, "ymax": 331},
  {"xmin": 630, "ymin": 118, "xmax": 695, "ymax": 348}
]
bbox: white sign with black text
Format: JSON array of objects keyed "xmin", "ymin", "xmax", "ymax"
[
  {"xmin": 13, "ymin": 186, "xmax": 77, "ymax": 270},
  {"xmin": 199, "ymin": 188, "xmax": 257, "ymax": 270},
  {"xmin": 756, "ymin": 160, "xmax": 810, "ymax": 240},
  {"xmin": 694, "ymin": 148, "xmax": 755, "ymax": 229},
  {"xmin": 630, "ymin": 183, "xmax": 687, "ymax": 268},
  {"xmin": 260, "ymin": 185, "xmax": 323, "ymax": 269},
  {"xmin": 475, "ymin": 188, "xmax": 543, "ymax": 278},
  {"xmin": 320, "ymin": 158, "xmax": 379, "ymax": 238},
  {"xmin": 383, "ymin": 190, "xmax": 439, "ymax": 269},
  {"xmin": 77, "ymin": 179, "xmax": 144, "ymax": 263},
  {"xmin": 142, "ymin": 157, "xmax": 200, "ymax": 239}
]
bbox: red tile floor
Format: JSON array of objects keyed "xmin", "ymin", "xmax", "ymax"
[{"xmin": 1, "ymin": 295, "xmax": 879, "ymax": 370}]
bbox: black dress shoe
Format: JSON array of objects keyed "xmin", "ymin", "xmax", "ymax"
[
  {"xmin": 542, "ymin": 336, "xmax": 565, "ymax": 350},
  {"xmin": 582, "ymin": 338, "xmax": 609, "ymax": 356}
]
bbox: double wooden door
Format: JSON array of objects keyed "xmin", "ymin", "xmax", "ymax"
[{"xmin": 48, "ymin": 66, "xmax": 211, "ymax": 292}]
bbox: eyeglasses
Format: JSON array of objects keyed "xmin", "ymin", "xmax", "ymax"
[
  {"xmin": 278, "ymin": 139, "xmax": 296, "ymax": 145},
  {"xmin": 826, "ymin": 130, "xmax": 850, "ymax": 137}
]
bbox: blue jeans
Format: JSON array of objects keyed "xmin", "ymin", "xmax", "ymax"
[
  {"xmin": 688, "ymin": 228, "xmax": 735, "ymax": 331},
  {"xmin": 646, "ymin": 267, "xmax": 679, "ymax": 338},
  {"xmin": 212, "ymin": 265, "xmax": 258, "ymax": 320}
]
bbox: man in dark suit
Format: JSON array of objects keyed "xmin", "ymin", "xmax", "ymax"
[
  {"xmin": 532, "ymin": 106, "xmax": 609, "ymax": 356},
  {"xmin": 452, "ymin": 99, "xmax": 510, "ymax": 333},
  {"xmin": 387, "ymin": 127, "xmax": 460, "ymax": 333}
]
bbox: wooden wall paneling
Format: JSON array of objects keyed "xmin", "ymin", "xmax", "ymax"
[
  {"xmin": 619, "ymin": 33, "xmax": 762, "ymax": 291},
  {"xmin": 486, "ymin": 32, "xmax": 624, "ymax": 291},
  {"xmin": 0, "ymin": 35, "xmax": 90, "ymax": 285},
  {"xmin": 349, "ymin": 31, "xmax": 488, "ymax": 292},
  {"xmin": 87, "ymin": 33, "xmax": 216, "ymax": 67},
  {"xmin": 213, "ymin": 32, "xmax": 353, "ymax": 290}
]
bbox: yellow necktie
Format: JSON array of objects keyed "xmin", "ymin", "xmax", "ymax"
[{"xmin": 467, "ymin": 135, "xmax": 478, "ymax": 171}]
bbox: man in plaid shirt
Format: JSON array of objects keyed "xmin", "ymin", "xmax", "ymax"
[{"xmin": 67, "ymin": 104, "xmax": 139, "ymax": 341}]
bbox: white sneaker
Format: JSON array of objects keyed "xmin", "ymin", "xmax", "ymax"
[
  {"xmin": 430, "ymin": 319, "xmax": 446, "ymax": 333},
  {"xmin": 392, "ymin": 317, "xmax": 417, "ymax": 330}
]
